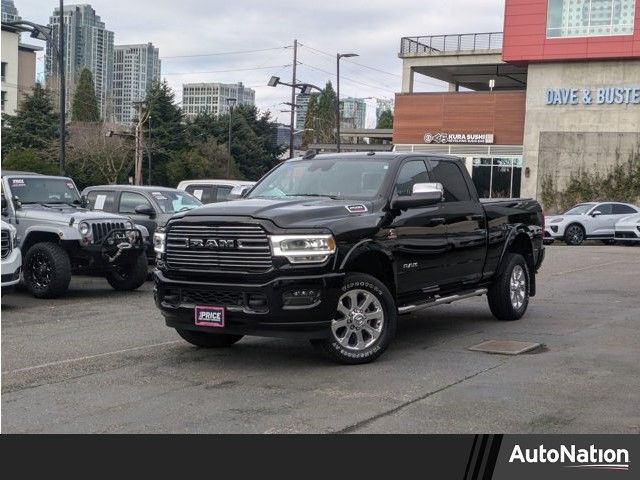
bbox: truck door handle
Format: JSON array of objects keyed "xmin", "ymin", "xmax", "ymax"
[
  {"xmin": 429, "ymin": 217, "xmax": 446, "ymax": 226},
  {"xmin": 470, "ymin": 214, "xmax": 484, "ymax": 221}
]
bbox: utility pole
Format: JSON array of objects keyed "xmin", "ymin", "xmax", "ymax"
[
  {"xmin": 336, "ymin": 52, "xmax": 359, "ymax": 153},
  {"xmin": 148, "ymin": 115, "xmax": 152, "ymax": 186},
  {"xmin": 58, "ymin": 0, "xmax": 65, "ymax": 175},
  {"xmin": 289, "ymin": 39, "xmax": 297, "ymax": 159}
]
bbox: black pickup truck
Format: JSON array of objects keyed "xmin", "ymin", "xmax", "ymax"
[{"xmin": 153, "ymin": 152, "xmax": 545, "ymax": 364}]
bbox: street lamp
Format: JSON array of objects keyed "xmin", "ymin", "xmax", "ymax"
[
  {"xmin": 267, "ymin": 75, "xmax": 322, "ymax": 158},
  {"xmin": 336, "ymin": 52, "xmax": 358, "ymax": 153},
  {"xmin": 226, "ymin": 97, "xmax": 237, "ymax": 177}
]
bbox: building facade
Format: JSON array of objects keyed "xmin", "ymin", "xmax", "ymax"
[
  {"xmin": 340, "ymin": 97, "xmax": 367, "ymax": 129},
  {"xmin": 295, "ymin": 92, "xmax": 316, "ymax": 130},
  {"xmin": 182, "ymin": 82, "xmax": 255, "ymax": 118},
  {"xmin": 1, "ymin": 0, "xmax": 20, "ymax": 22},
  {"xmin": 112, "ymin": 43, "xmax": 160, "ymax": 124},
  {"xmin": 46, "ymin": 4, "xmax": 114, "ymax": 118},
  {"xmin": 394, "ymin": 0, "xmax": 640, "ymax": 205},
  {"xmin": 1, "ymin": 24, "xmax": 40, "ymax": 115}
]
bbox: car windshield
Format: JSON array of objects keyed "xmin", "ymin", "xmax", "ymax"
[
  {"xmin": 564, "ymin": 204, "xmax": 595, "ymax": 215},
  {"xmin": 7, "ymin": 177, "xmax": 81, "ymax": 205},
  {"xmin": 247, "ymin": 158, "xmax": 391, "ymax": 200},
  {"xmin": 150, "ymin": 190, "xmax": 202, "ymax": 213}
]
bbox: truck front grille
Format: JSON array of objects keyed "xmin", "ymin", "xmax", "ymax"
[
  {"xmin": 1, "ymin": 230, "xmax": 11, "ymax": 259},
  {"xmin": 165, "ymin": 223, "xmax": 273, "ymax": 273},
  {"xmin": 91, "ymin": 221, "xmax": 127, "ymax": 243}
]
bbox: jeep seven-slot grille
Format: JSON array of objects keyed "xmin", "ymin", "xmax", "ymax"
[
  {"xmin": 91, "ymin": 221, "xmax": 126, "ymax": 243},
  {"xmin": 1, "ymin": 230, "xmax": 11, "ymax": 259},
  {"xmin": 165, "ymin": 223, "xmax": 273, "ymax": 273}
]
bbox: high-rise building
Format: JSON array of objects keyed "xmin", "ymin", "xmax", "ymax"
[
  {"xmin": 2, "ymin": 0, "xmax": 20, "ymax": 22},
  {"xmin": 182, "ymin": 82, "xmax": 255, "ymax": 118},
  {"xmin": 112, "ymin": 43, "xmax": 160, "ymax": 124},
  {"xmin": 340, "ymin": 97, "xmax": 367, "ymax": 129},
  {"xmin": 295, "ymin": 92, "xmax": 318, "ymax": 130},
  {"xmin": 46, "ymin": 4, "xmax": 114, "ymax": 118}
]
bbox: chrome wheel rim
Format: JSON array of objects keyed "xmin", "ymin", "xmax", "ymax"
[
  {"xmin": 567, "ymin": 226, "xmax": 583, "ymax": 244},
  {"xmin": 509, "ymin": 265, "xmax": 526, "ymax": 310},
  {"xmin": 331, "ymin": 289, "xmax": 384, "ymax": 351}
]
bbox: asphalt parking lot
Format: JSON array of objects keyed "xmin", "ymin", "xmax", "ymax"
[{"xmin": 2, "ymin": 244, "xmax": 639, "ymax": 433}]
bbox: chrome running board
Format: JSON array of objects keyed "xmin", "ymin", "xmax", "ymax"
[{"xmin": 397, "ymin": 288, "xmax": 488, "ymax": 314}]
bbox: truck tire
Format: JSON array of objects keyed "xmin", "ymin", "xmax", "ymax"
[
  {"xmin": 105, "ymin": 253, "xmax": 148, "ymax": 291},
  {"xmin": 24, "ymin": 242, "xmax": 72, "ymax": 299},
  {"xmin": 176, "ymin": 329, "xmax": 243, "ymax": 348},
  {"xmin": 310, "ymin": 273, "xmax": 397, "ymax": 364},
  {"xmin": 487, "ymin": 253, "xmax": 529, "ymax": 321},
  {"xmin": 564, "ymin": 224, "xmax": 585, "ymax": 246}
]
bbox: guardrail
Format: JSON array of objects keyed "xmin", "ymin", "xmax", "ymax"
[{"xmin": 400, "ymin": 32, "xmax": 503, "ymax": 56}]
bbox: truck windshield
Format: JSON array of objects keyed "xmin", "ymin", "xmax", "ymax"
[
  {"xmin": 151, "ymin": 191, "xmax": 202, "ymax": 213},
  {"xmin": 247, "ymin": 158, "xmax": 391, "ymax": 200},
  {"xmin": 7, "ymin": 177, "xmax": 81, "ymax": 205}
]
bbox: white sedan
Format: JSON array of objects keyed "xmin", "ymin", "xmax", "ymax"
[
  {"xmin": 545, "ymin": 202, "xmax": 640, "ymax": 245},
  {"xmin": 614, "ymin": 213, "xmax": 640, "ymax": 244}
]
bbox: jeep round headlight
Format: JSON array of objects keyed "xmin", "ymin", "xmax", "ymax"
[
  {"xmin": 269, "ymin": 234, "xmax": 336, "ymax": 264},
  {"xmin": 153, "ymin": 232, "xmax": 166, "ymax": 254},
  {"xmin": 125, "ymin": 221, "xmax": 134, "ymax": 230},
  {"xmin": 79, "ymin": 222, "xmax": 90, "ymax": 236}
]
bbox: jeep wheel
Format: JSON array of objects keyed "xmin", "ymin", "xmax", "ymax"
[
  {"xmin": 24, "ymin": 242, "xmax": 72, "ymax": 299},
  {"xmin": 487, "ymin": 253, "xmax": 529, "ymax": 321},
  {"xmin": 105, "ymin": 253, "xmax": 148, "ymax": 291},
  {"xmin": 310, "ymin": 273, "xmax": 397, "ymax": 364},
  {"xmin": 176, "ymin": 329, "xmax": 243, "ymax": 348}
]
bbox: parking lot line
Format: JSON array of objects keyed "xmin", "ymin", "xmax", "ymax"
[{"xmin": 2, "ymin": 340, "xmax": 182, "ymax": 375}]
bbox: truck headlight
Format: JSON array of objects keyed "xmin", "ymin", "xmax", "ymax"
[
  {"xmin": 79, "ymin": 222, "xmax": 91, "ymax": 235},
  {"xmin": 269, "ymin": 234, "xmax": 336, "ymax": 264},
  {"xmin": 153, "ymin": 232, "xmax": 166, "ymax": 254}
]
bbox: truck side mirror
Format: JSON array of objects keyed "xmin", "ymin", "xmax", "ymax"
[
  {"xmin": 12, "ymin": 195, "xmax": 22, "ymax": 210},
  {"xmin": 391, "ymin": 183, "xmax": 444, "ymax": 210},
  {"xmin": 134, "ymin": 204, "xmax": 156, "ymax": 217},
  {"xmin": 228, "ymin": 185, "xmax": 251, "ymax": 200},
  {"xmin": 80, "ymin": 195, "xmax": 89, "ymax": 208}
]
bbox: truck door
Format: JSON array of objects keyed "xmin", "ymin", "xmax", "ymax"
[
  {"xmin": 389, "ymin": 159, "xmax": 450, "ymax": 296},
  {"xmin": 427, "ymin": 158, "xmax": 486, "ymax": 285}
]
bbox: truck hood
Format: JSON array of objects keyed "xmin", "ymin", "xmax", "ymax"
[
  {"xmin": 19, "ymin": 205, "xmax": 130, "ymax": 225},
  {"xmin": 177, "ymin": 198, "xmax": 376, "ymax": 229}
]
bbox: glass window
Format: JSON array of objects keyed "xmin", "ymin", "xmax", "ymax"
[
  {"xmin": 119, "ymin": 192, "xmax": 152, "ymax": 214},
  {"xmin": 395, "ymin": 161, "xmax": 429, "ymax": 197},
  {"xmin": 595, "ymin": 203, "xmax": 614, "ymax": 215},
  {"xmin": 185, "ymin": 185, "xmax": 215, "ymax": 204},
  {"xmin": 429, "ymin": 160, "xmax": 471, "ymax": 202},
  {"xmin": 215, "ymin": 186, "xmax": 234, "ymax": 202},
  {"xmin": 87, "ymin": 190, "xmax": 116, "ymax": 211},
  {"xmin": 150, "ymin": 190, "xmax": 201, "ymax": 213},
  {"xmin": 547, "ymin": 0, "xmax": 636, "ymax": 38},
  {"xmin": 471, "ymin": 157, "xmax": 522, "ymax": 199},
  {"xmin": 612, "ymin": 204, "xmax": 637, "ymax": 214},
  {"xmin": 7, "ymin": 177, "xmax": 81, "ymax": 205}
]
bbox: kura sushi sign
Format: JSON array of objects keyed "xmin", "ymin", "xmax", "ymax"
[{"xmin": 545, "ymin": 86, "xmax": 640, "ymax": 106}]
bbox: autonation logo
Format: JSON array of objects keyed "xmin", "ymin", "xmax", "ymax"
[{"xmin": 509, "ymin": 444, "xmax": 630, "ymax": 471}]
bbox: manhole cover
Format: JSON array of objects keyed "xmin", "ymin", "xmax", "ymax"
[{"xmin": 467, "ymin": 340, "xmax": 542, "ymax": 355}]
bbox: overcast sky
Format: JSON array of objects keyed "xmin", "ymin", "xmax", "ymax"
[{"xmin": 16, "ymin": 0, "xmax": 506, "ymax": 122}]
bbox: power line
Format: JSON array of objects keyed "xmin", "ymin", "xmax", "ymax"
[
  {"xmin": 298, "ymin": 62, "xmax": 396, "ymax": 95},
  {"xmin": 160, "ymin": 46, "xmax": 291, "ymax": 59},
  {"xmin": 162, "ymin": 64, "xmax": 292, "ymax": 76}
]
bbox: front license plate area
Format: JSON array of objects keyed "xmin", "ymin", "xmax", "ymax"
[{"xmin": 195, "ymin": 306, "xmax": 225, "ymax": 328}]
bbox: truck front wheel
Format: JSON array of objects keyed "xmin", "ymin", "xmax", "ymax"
[
  {"xmin": 105, "ymin": 253, "xmax": 148, "ymax": 291},
  {"xmin": 24, "ymin": 242, "xmax": 72, "ymax": 299},
  {"xmin": 310, "ymin": 273, "xmax": 397, "ymax": 364},
  {"xmin": 487, "ymin": 253, "xmax": 529, "ymax": 321}
]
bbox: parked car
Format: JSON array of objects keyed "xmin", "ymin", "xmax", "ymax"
[
  {"xmin": 1, "ymin": 220, "xmax": 22, "ymax": 294},
  {"xmin": 544, "ymin": 202, "xmax": 640, "ymax": 245},
  {"xmin": 153, "ymin": 152, "xmax": 545, "ymax": 364},
  {"xmin": 82, "ymin": 185, "xmax": 202, "ymax": 261},
  {"xmin": 176, "ymin": 179, "xmax": 255, "ymax": 204},
  {"xmin": 614, "ymin": 213, "xmax": 640, "ymax": 244},
  {"xmin": 1, "ymin": 173, "xmax": 148, "ymax": 298}
]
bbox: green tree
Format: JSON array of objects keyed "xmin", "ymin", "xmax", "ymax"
[
  {"xmin": 165, "ymin": 138, "xmax": 239, "ymax": 186},
  {"xmin": 2, "ymin": 148, "xmax": 58, "ymax": 174},
  {"xmin": 71, "ymin": 68, "xmax": 100, "ymax": 122},
  {"xmin": 1, "ymin": 83, "xmax": 59, "ymax": 156},
  {"xmin": 141, "ymin": 81, "xmax": 187, "ymax": 185},
  {"xmin": 315, "ymin": 81, "xmax": 337, "ymax": 144},
  {"xmin": 376, "ymin": 109, "xmax": 393, "ymax": 129}
]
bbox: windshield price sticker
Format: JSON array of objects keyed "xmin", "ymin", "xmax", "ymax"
[
  {"xmin": 151, "ymin": 192, "xmax": 168, "ymax": 200},
  {"xmin": 11, "ymin": 179, "xmax": 26, "ymax": 187},
  {"xmin": 192, "ymin": 190, "xmax": 203, "ymax": 200},
  {"xmin": 66, "ymin": 182, "xmax": 75, "ymax": 190},
  {"xmin": 94, "ymin": 194, "xmax": 107, "ymax": 210}
]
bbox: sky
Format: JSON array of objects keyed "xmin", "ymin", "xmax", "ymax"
[{"xmin": 14, "ymin": 0, "xmax": 506, "ymax": 122}]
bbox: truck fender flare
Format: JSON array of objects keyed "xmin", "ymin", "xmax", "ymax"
[
  {"xmin": 496, "ymin": 224, "xmax": 533, "ymax": 272},
  {"xmin": 23, "ymin": 225, "xmax": 82, "ymax": 247},
  {"xmin": 338, "ymin": 239, "xmax": 393, "ymax": 271}
]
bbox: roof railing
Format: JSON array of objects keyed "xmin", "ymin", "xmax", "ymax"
[{"xmin": 400, "ymin": 32, "xmax": 503, "ymax": 56}]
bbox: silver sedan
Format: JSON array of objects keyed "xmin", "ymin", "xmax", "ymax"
[{"xmin": 545, "ymin": 202, "xmax": 640, "ymax": 245}]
